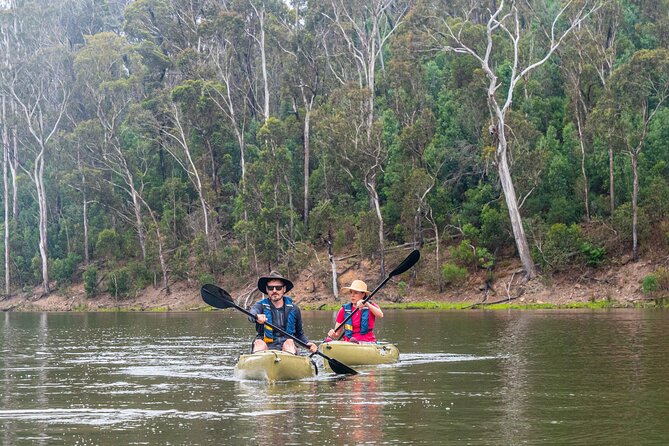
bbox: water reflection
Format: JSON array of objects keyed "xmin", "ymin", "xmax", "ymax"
[
  {"xmin": 1, "ymin": 311, "xmax": 668, "ymax": 445},
  {"xmin": 329, "ymin": 372, "xmax": 385, "ymax": 444},
  {"xmin": 494, "ymin": 313, "xmax": 532, "ymax": 444},
  {"xmin": 235, "ymin": 380, "xmax": 318, "ymax": 445}
]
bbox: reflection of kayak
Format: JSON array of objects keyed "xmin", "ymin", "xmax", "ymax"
[
  {"xmin": 234, "ymin": 350, "xmax": 317, "ymax": 382},
  {"xmin": 319, "ymin": 341, "xmax": 400, "ymax": 367}
]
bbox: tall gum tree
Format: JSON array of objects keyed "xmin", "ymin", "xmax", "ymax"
[
  {"xmin": 74, "ymin": 32, "xmax": 149, "ymax": 261},
  {"xmin": 8, "ymin": 48, "xmax": 70, "ymax": 296},
  {"xmin": 428, "ymin": 0, "xmax": 601, "ymax": 279},
  {"xmin": 609, "ymin": 49, "xmax": 669, "ymax": 261},
  {"xmin": 320, "ymin": 0, "xmax": 412, "ymax": 278}
]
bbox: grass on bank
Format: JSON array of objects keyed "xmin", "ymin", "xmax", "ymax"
[{"xmin": 304, "ymin": 299, "xmax": 667, "ymax": 310}]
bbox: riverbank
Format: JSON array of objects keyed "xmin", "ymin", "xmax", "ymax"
[{"xmin": 0, "ymin": 249, "xmax": 665, "ymax": 312}]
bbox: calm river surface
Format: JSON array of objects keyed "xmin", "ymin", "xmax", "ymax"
[{"xmin": 1, "ymin": 310, "xmax": 668, "ymax": 445}]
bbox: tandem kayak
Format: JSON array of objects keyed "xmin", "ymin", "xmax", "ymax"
[
  {"xmin": 234, "ymin": 350, "xmax": 317, "ymax": 382},
  {"xmin": 318, "ymin": 340, "xmax": 400, "ymax": 367}
]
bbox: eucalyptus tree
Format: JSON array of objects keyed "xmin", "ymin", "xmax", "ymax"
[
  {"xmin": 320, "ymin": 0, "xmax": 412, "ymax": 139},
  {"xmin": 276, "ymin": 0, "xmax": 328, "ymax": 228},
  {"xmin": 0, "ymin": 7, "xmax": 15, "ymax": 295},
  {"xmin": 609, "ymin": 49, "xmax": 669, "ymax": 261},
  {"xmin": 317, "ymin": 0, "xmax": 413, "ymax": 277},
  {"xmin": 426, "ymin": 0, "xmax": 601, "ymax": 279},
  {"xmin": 73, "ymin": 32, "xmax": 154, "ymax": 263},
  {"xmin": 1, "ymin": 96, "xmax": 9, "ymax": 294},
  {"xmin": 200, "ymin": 9, "xmax": 252, "ymax": 190},
  {"xmin": 4, "ymin": 2, "xmax": 72, "ymax": 295},
  {"xmin": 560, "ymin": 0, "xmax": 624, "ymax": 221},
  {"xmin": 243, "ymin": 117, "xmax": 297, "ymax": 268},
  {"xmin": 585, "ymin": 1, "xmax": 622, "ymax": 214},
  {"xmin": 315, "ymin": 87, "xmax": 389, "ymax": 274},
  {"xmin": 158, "ymin": 84, "xmax": 215, "ymax": 252}
]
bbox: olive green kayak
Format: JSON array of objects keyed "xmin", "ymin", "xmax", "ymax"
[
  {"xmin": 234, "ymin": 350, "xmax": 317, "ymax": 382},
  {"xmin": 318, "ymin": 341, "xmax": 400, "ymax": 367}
]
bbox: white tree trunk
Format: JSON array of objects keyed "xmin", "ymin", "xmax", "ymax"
[
  {"xmin": 2, "ymin": 96, "xmax": 10, "ymax": 295},
  {"xmin": 35, "ymin": 147, "xmax": 50, "ymax": 294},
  {"xmin": 609, "ymin": 143, "xmax": 615, "ymax": 213},
  {"xmin": 327, "ymin": 231, "xmax": 338, "ymax": 299},
  {"xmin": 163, "ymin": 104, "xmax": 211, "ymax": 250},
  {"xmin": 130, "ymin": 184, "xmax": 147, "ymax": 261},
  {"xmin": 10, "ymin": 115, "xmax": 18, "ymax": 221},
  {"xmin": 368, "ymin": 181, "xmax": 386, "ymax": 278},
  {"xmin": 575, "ymin": 106, "xmax": 591, "ymax": 222},
  {"xmin": 248, "ymin": 1, "xmax": 270, "ymax": 122},
  {"xmin": 301, "ymin": 89, "xmax": 314, "ymax": 227},
  {"xmin": 495, "ymin": 115, "xmax": 537, "ymax": 279},
  {"xmin": 135, "ymin": 194, "xmax": 170, "ymax": 293},
  {"xmin": 631, "ymin": 152, "xmax": 639, "ymax": 261}
]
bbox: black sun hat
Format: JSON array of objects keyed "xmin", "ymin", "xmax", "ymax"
[{"xmin": 257, "ymin": 271, "xmax": 294, "ymax": 294}]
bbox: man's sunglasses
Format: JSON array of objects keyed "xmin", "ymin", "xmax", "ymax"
[{"xmin": 266, "ymin": 285, "xmax": 285, "ymax": 291}]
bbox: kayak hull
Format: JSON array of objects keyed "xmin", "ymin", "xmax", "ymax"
[
  {"xmin": 234, "ymin": 350, "xmax": 317, "ymax": 382},
  {"xmin": 319, "ymin": 341, "xmax": 400, "ymax": 367}
]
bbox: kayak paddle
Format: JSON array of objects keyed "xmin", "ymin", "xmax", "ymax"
[{"xmin": 201, "ymin": 283, "xmax": 358, "ymax": 375}]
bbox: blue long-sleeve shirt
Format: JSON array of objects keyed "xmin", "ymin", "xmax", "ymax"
[{"xmin": 248, "ymin": 298, "xmax": 310, "ymax": 344}]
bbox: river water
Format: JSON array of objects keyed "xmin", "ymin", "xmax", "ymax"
[{"xmin": 1, "ymin": 310, "xmax": 668, "ymax": 445}]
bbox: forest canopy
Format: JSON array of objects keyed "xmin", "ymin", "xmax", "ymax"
[{"xmin": 1, "ymin": 0, "xmax": 668, "ymax": 300}]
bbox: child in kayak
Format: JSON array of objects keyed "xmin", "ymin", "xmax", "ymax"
[{"xmin": 327, "ymin": 279, "xmax": 384, "ymax": 343}]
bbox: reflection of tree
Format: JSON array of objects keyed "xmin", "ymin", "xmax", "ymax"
[
  {"xmin": 2, "ymin": 313, "xmax": 18, "ymax": 444},
  {"xmin": 495, "ymin": 313, "xmax": 531, "ymax": 443}
]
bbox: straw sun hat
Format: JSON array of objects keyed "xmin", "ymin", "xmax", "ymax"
[{"xmin": 342, "ymin": 279, "xmax": 371, "ymax": 295}]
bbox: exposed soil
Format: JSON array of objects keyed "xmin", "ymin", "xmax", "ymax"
[{"xmin": 0, "ymin": 249, "xmax": 663, "ymax": 312}]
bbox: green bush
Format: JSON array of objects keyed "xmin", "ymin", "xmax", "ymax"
[
  {"xmin": 642, "ymin": 274, "xmax": 659, "ymax": 294},
  {"xmin": 480, "ymin": 205, "xmax": 509, "ymax": 249},
  {"xmin": 540, "ymin": 223, "xmax": 583, "ymax": 271},
  {"xmin": 475, "ymin": 246, "xmax": 494, "ymax": 269},
  {"xmin": 126, "ymin": 261, "xmax": 152, "ymax": 289},
  {"xmin": 31, "ymin": 255, "xmax": 42, "ymax": 283},
  {"xmin": 442, "ymin": 263, "xmax": 468, "ymax": 286},
  {"xmin": 169, "ymin": 245, "xmax": 190, "ymax": 280},
  {"xmin": 655, "ymin": 267, "xmax": 669, "ymax": 290},
  {"xmin": 461, "ymin": 223, "xmax": 480, "ymax": 244},
  {"xmin": 95, "ymin": 229, "xmax": 121, "ymax": 260},
  {"xmin": 107, "ymin": 268, "xmax": 130, "ymax": 299},
  {"xmin": 611, "ymin": 203, "xmax": 650, "ymax": 245},
  {"xmin": 51, "ymin": 253, "xmax": 82, "ymax": 285},
  {"xmin": 198, "ymin": 273, "xmax": 215, "ymax": 286},
  {"xmin": 83, "ymin": 266, "xmax": 98, "ymax": 298},
  {"xmin": 356, "ymin": 211, "xmax": 379, "ymax": 257},
  {"xmin": 334, "ymin": 228, "xmax": 348, "ymax": 252},
  {"xmin": 449, "ymin": 240, "xmax": 477, "ymax": 267},
  {"xmin": 397, "ymin": 280, "xmax": 408, "ymax": 298},
  {"xmin": 581, "ymin": 242, "xmax": 606, "ymax": 267}
]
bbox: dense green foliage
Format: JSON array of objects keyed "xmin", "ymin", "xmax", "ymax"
[{"xmin": 1, "ymin": 0, "xmax": 668, "ymax": 298}]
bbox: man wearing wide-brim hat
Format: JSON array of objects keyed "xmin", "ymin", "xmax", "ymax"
[
  {"xmin": 248, "ymin": 271, "xmax": 317, "ymax": 354},
  {"xmin": 327, "ymin": 279, "xmax": 384, "ymax": 343}
]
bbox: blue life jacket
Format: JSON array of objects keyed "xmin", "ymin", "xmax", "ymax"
[
  {"xmin": 260, "ymin": 297, "xmax": 297, "ymax": 342},
  {"xmin": 342, "ymin": 302, "xmax": 370, "ymax": 338}
]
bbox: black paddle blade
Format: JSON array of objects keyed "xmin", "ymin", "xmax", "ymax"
[
  {"xmin": 201, "ymin": 283, "xmax": 235, "ymax": 309},
  {"xmin": 326, "ymin": 357, "xmax": 358, "ymax": 375},
  {"xmin": 390, "ymin": 249, "xmax": 420, "ymax": 277}
]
